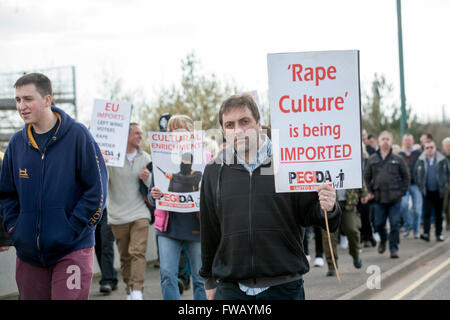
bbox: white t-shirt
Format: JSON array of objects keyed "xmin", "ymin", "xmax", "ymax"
[{"xmin": 126, "ymin": 150, "xmax": 138, "ymax": 166}]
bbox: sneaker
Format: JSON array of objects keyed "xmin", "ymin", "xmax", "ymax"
[
  {"xmin": 437, "ymin": 235, "xmax": 445, "ymax": 242},
  {"xmin": 353, "ymin": 256, "xmax": 362, "ymax": 269},
  {"xmin": 306, "ymin": 255, "xmax": 311, "ymax": 263},
  {"xmin": 314, "ymin": 257, "xmax": 324, "ymax": 267},
  {"xmin": 420, "ymin": 234, "xmax": 430, "ymax": 242},
  {"xmin": 414, "ymin": 233, "xmax": 420, "ymax": 239},
  {"xmin": 378, "ymin": 240, "xmax": 386, "ymax": 254},
  {"xmin": 390, "ymin": 251, "xmax": 399, "ymax": 259},
  {"xmin": 130, "ymin": 290, "xmax": 143, "ymax": 300},
  {"xmin": 326, "ymin": 269, "xmax": 336, "ymax": 277},
  {"xmin": 99, "ymin": 283, "xmax": 112, "ymax": 294},
  {"xmin": 373, "ymin": 232, "xmax": 381, "ymax": 243},
  {"xmin": 340, "ymin": 236, "xmax": 348, "ymax": 249}
]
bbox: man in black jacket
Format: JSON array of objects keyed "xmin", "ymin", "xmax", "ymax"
[
  {"xmin": 199, "ymin": 94, "xmax": 341, "ymax": 300},
  {"xmin": 364, "ymin": 131, "xmax": 410, "ymax": 259}
]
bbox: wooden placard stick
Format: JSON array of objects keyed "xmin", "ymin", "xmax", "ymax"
[{"xmin": 323, "ymin": 205, "xmax": 341, "ymax": 283}]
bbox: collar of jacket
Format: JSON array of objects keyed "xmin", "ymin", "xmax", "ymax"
[
  {"xmin": 376, "ymin": 148, "xmax": 392, "ymax": 161},
  {"xmin": 217, "ymin": 135, "xmax": 272, "ymax": 169},
  {"xmin": 26, "ymin": 111, "xmax": 62, "ymax": 150},
  {"xmin": 22, "ymin": 106, "xmax": 74, "ymax": 150},
  {"xmin": 418, "ymin": 150, "xmax": 446, "ymax": 162}
]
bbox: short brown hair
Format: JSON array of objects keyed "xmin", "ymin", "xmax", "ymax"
[
  {"xmin": 14, "ymin": 73, "xmax": 52, "ymax": 98},
  {"xmin": 219, "ymin": 93, "xmax": 260, "ymax": 128}
]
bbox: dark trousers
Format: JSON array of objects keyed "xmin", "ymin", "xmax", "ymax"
[
  {"xmin": 358, "ymin": 202, "xmax": 374, "ymax": 242},
  {"xmin": 95, "ymin": 210, "xmax": 118, "ymax": 286},
  {"xmin": 372, "ymin": 201, "xmax": 402, "ymax": 252},
  {"xmin": 423, "ymin": 190, "xmax": 443, "ymax": 237},
  {"xmin": 214, "ymin": 279, "xmax": 305, "ymax": 300}
]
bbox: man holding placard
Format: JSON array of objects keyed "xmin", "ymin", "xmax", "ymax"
[
  {"xmin": 199, "ymin": 93, "xmax": 341, "ymax": 300},
  {"xmin": 107, "ymin": 123, "xmax": 152, "ymax": 300}
]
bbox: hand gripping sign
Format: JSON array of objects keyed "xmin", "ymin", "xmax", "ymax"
[
  {"xmin": 268, "ymin": 50, "xmax": 363, "ymax": 282},
  {"xmin": 90, "ymin": 99, "xmax": 132, "ymax": 168}
]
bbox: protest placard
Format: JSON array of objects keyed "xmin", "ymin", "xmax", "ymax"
[
  {"xmin": 149, "ymin": 130, "xmax": 207, "ymax": 212},
  {"xmin": 90, "ymin": 99, "xmax": 132, "ymax": 167},
  {"xmin": 267, "ymin": 50, "xmax": 362, "ymax": 192}
]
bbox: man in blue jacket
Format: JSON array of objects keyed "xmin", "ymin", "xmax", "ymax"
[{"xmin": 0, "ymin": 73, "xmax": 107, "ymax": 300}]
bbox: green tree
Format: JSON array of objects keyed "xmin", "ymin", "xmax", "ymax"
[
  {"xmin": 142, "ymin": 52, "xmax": 239, "ymax": 133},
  {"xmin": 361, "ymin": 74, "xmax": 420, "ymax": 144}
]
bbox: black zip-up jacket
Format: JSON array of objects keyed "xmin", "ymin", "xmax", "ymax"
[
  {"xmin": 364, "ymin": 149, "xmax": 410, "ymax": 204},
  {"xmin": 199, "ymin": 147, "xmax": 341, "ymax": 290}
]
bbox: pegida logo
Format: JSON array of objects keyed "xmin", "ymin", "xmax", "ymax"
[
  {"xmin": 19, "ymin": 168, "xmax": 29, "ymax": 179},
  {"xmin": 158, "ymin": 193, "xmax": 196, "ymax": 209},
  {"xmin": 288, "ymin": 170, "xmax": 332, "ymax": 184}
]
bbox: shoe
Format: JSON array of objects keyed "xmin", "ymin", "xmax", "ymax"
[
  {"xmin": 130, "ymin": 290, "xmax": 143, "ymax": 300},
  {"xmin": 340, "ymin": 236, "xmax": 348, "ymax": 249},
  {"xmin": 402, "ymin": 229, "xmax": 410, "ymax": 238},
  {"xmin": 154, "ymin": 261, "xmax": 160, "ymax": 268},
  {"xmin": 414, "ymin": 233, "xmax": 420, "ymax": 239},
  {"xmin": 178, "ymin": 278, "xmax": 185, "ymax": 295},
  {"xmin": 326, "ymin": 269, "xmax": 336, "ymax": 277},
  {"xmin": 390, "ymin": 251, "xmax": 399, "ymax": 259},
  {"xmin": 314, "ymin": 257, "xmax": 324, "ymax": 267},
  {"xmin": 437, "ymin": 235, "xmax": 445, "ymax": 242},
  {"xmin": 420, "ymin": 234, "xmax": 430, "ymax": 242},
  {"xmin": 99, "ymin": 283, "xmax": 112, "ymax": 294},
  {"xmin": 373, "ymin": 232, "xmax": 381, "ymax": 243},
  {"xmin": 378, "ymin": 241, "xmax": 386, "ymax": 254},
  {"xmin": 182, "ymin": 277, "xmax": 191, "ymax": 291},
  {"xmin": 306, "ymin": 255, "xmax": 311, "ymax": 263},
  {"xmin": 353, "ymin": 256, "xmax": 362, "ymax": 269}
]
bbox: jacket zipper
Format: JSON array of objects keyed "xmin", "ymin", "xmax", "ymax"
[
  {"xmin": 248, "ymin": 171, "xmax": 255, "ymax": 284},
  {"xmin": 36, "ymin": 148, "xmax": 46, "ymax": 255}
]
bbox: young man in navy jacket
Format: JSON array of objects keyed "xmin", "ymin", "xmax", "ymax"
[{"xmin": 0, "ymin": 73, "xmax": 107, "ymax": 300}]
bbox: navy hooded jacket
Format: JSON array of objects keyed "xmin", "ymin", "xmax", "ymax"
[{"xmin": 0, "ymin": 106, "xmax": 107, "ymax": 267}]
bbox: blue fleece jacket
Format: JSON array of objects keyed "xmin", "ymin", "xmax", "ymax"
[{"xmin": 0, "ymin": 106, "xmax": 107, "ymax": 267}]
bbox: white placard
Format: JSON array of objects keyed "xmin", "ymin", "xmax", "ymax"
[
  {"xmin": 90, "ymin": 99, "xmax": 132, "ymax": 167},
  {"xmin": 149, "ymin": 131, "xmax": 207, "ymax": 212},
  {"xmin": 267, "ymin": 50, "xmax": 362, "ymax": 192}
]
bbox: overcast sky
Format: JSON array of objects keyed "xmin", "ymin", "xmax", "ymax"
[{"xmin": 1, "ymin": 0, "xmax": 449, "ymax": 125}]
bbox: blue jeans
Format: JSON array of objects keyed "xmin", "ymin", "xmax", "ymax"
[
  {"xmin": 158, "ymin": 236, "xmax": 206, "ymax": 300},
  {"xmin": 372, "ymin": 201, "xmax": 402, "ymax": 252},
  {"xmin": 400, "ymin": 184, "xmax": 423, "ymax": 235}
]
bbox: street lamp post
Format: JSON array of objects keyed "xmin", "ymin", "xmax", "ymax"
[{"xmin": 396, "ymin": 0, "xmax": 407, "ymax": 136}]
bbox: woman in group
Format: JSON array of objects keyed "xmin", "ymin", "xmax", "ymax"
[{"xmin": 148, "ymin": 114, "xmax": 215, "ymax": 300}]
